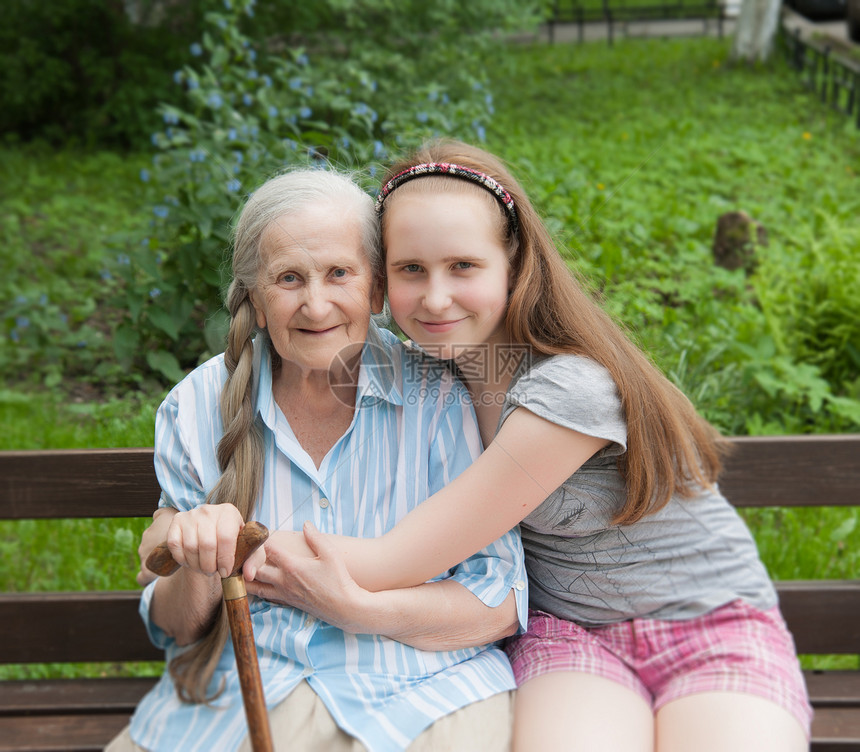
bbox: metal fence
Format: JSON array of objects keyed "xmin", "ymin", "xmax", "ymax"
[
  {"xmin": 548, "ymin": 0, "xmax": 726, "ymax": 43},
  {"xmin": 780, "ymin": 25, "xmax": 860, "ymax": 128}
]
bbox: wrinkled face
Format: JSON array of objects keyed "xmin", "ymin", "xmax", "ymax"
[
  {"xmin": 384, "ymin": 191, "xmax": 511, "ymax": 363},
  {"xmin": 250, "ymin": 203, "xmax": 382, "ymax": 379}
]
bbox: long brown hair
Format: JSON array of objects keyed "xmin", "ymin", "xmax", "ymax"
[
  {"xmin": 168, "ymin": 169, "xmax": 378, "ymax": 703},
  {"xmin": 378, "ymin": 140, "xmax": 728, "ymax": 525}
]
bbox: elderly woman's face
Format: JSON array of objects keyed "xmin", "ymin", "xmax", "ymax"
[{"xmin": 250, "ymin": 203, "xmax": 382, "ymax": 377}]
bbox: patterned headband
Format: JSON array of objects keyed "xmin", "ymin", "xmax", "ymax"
[{"xmin": 375, "ymin": 162, "xmax": 519, "ymax": 234}]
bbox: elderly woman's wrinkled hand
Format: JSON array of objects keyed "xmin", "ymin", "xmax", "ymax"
[
  {"xmin": 136, "ymin": 506, "xmax": 178, "ymax": 586},
  {"xmin": 164, "ymin": 504, "xmax": 246, "ymax": 579},
  {"xmin": 245, "ymin": 522, "xmax": 376, "ymax": 634}
]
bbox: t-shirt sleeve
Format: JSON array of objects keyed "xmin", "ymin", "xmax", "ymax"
[{"xmin": 506, "ymin": 355, "xmax": 628, "ymax": 459}]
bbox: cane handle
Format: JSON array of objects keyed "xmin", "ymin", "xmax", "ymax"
[{"xmin": 145, "ymin": 520, "xmax": 270, "ymax": 578}]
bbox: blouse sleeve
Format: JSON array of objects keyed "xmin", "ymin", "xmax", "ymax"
[{"xmin": 427, "ymin": 375, "xmax": 529, "ymax": 633}]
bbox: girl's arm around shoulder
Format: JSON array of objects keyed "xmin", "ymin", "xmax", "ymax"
[{"xmin": 332, "ymin": 407, "xmax": 609, "ymax": 591}]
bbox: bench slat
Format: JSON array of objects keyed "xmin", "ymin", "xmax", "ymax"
[
  {"xmin": 2, "ymin": 435, "xmax": 858, "ymax": 521},
  {"xmin": 776, "ymin": 581, "xmax": 860, "ymax": 655},
  {"xmin": 0, "ymin": 449, "xmax": 159, "ymax": 519},
  {"xmin": 805, "ymin": 672, "xmax": 860, "ymax": 707},
  {"xmin": 0, "ymin": 592, "xmax": 162, "ymax": 664},
  {"xmin": 811, "ymin": 707, "xmax": 860, "ymax": 751},
  {"xmin": 4, "ymin": 582, "xmax": 856, "ymax": 665},
  {"xmin": 0, "ymin": 678, "xmax": 157, "ymax": 716},
  {"xmin": 0, "ymin": 713, "xmax": 131, "ymax": 752},
  {"xmin": 720, "ymin": 435, "xmax": 860, "ymax": 508}
]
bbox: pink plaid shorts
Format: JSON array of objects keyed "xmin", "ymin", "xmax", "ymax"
[{"xmin": 505, "ymin": 599, "xmax": 812, "ymax": 737}]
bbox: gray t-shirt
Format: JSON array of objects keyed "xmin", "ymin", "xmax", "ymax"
[{"xmin": 502, "ymin": 354, "xmax": 777, "ymax": 627}]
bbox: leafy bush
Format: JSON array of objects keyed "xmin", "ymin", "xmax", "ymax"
[
  {"xmin": 0, "ymin": 0, "xmax": 205, "ymax": 146},
  {"xmin": 109, "ymin": 0, "xmax": 540, "ymax": 382}
]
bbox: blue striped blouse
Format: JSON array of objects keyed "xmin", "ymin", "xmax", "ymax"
[{"xmin": 128, "ymin": 323, "xmax": 527, "ymax": 752}]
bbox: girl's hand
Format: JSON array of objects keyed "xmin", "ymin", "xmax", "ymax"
[
  {"xmin": 165, "ymin": 504, "xmax": 245, "ymax": 579},
  {"xmin": 136, "ymin": 506, "xmax": 178, "ymax": 586},
  {"xmin": 245, "ymin": 522, "xmax": 374, "ymax": 634}
]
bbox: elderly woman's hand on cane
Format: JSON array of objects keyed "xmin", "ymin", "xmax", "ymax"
[{"xmin": 144, "ymin": 507, "xmax": 274, "ymax": 752}]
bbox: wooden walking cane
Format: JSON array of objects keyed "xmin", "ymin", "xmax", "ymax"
[{"xmin": 146, "ymin": 521, "xmax": 275, "ymax": 752}]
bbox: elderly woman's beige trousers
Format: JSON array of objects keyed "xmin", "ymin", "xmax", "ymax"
[{"xmin": 105, "ymin": 680, "xmax": 513, "ymax": 751}]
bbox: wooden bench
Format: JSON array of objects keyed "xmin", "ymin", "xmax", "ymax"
[{"xmin": 1, "ymin": 436, "xmax": 859, "ymax": 751}]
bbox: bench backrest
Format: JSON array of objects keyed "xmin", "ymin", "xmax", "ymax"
[{"xmin": 1, "ymin": 435, "xmax": 858, "ymax": 665}]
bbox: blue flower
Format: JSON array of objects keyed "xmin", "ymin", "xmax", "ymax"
[
  {"xmin": 217, "ymin": 18, "xmax": 227, "ymax": 29},
  {"xmin": 39, "ymin": 294, "xmax": 48, "ymax": 305},
  {"xmin": 233, "ymin": 150, "xmax": 244, "ymax": 164},
  {"xmin": 151, "ymin": 133, "xmax": 160, "ymax": 146},
  {"xmin": 9, "ymin": 330, "xmax": 20, "ymax": 342},
  {"xmin": 153, "ymin": 206, "xmax": 169, "ymax": 219},
  {"xmin": 223, "ymin": 0, "xmax": 231, "ymax": 8},
  {"xmin": 283, "ymin": 139, "xmax": 297, "ymax": 151},
  {"xmin": 173, "ymin": 70, "xmax": 184, "ymax": 85},
  {"xmin": 250, "ymin": 125, "xmax": 259, "ymax": 137},
  {"xmin": 370, "ymin": 80, "xmax": 378, "ymax": 92},
  {"xmin": 427, "ymin": 90, "xmax": 439, "ymax": 102},
  {"xmin": 373, "ymin": 140, "xmax": 385, "ymax": 158},
  {"xmin": 15, "ymin": 316, "xmax": 29, "ymax": 329},
  {"xmin": 296, "ymin": 53, "xmax": 309, "ymax": 66},
  {"xmin": 354, "ymin": 102, "xmax": 369, "ymax": 117},
  {"xmin": 475, "ymin": 124, "xmax": 487, "ymax": 142},
  {"xmin": 340, "ymin": 136, "xmax": 350, "ymax": 149},
  {"xmin": 188, "ymin": 78, "xmax": 199, "ymax": 90},
  {"xmin": 139, "ymin": 169, "xmax": 150, "ymax": 182},
  {"xmin": 262, "ymin": 75, "xmax": 272, "ymax": 87},
  {"xmin": 305, "ymin": 86, "xmax": 314, "ymax": 97},
  {"xmin": 289, "ymin": 77, "xmax": 303, "ymax": 90},
  {"xmin": 369, "ymin": 165, "xmax": 377, "ymax": 177},
  {"xmin": 268, "ymin": 105, "xmax": 278, "ymax": 118},
  {"xmin": 248, "ymin": 50, "xmax": 257, "ymax": 62},
  {"xmin": 228, "ymin": 128, "xmax": 237, "ymax": 140},
  {"xmin": 149, "ymin": 288, "xmax": 162, "ymax": 299},
  {"xmin": 190, "ymin": 43, "xmax": 203, "ymax": 56},
  {"xmin": 417, "ymin": 112, "xmax": 428, "ymax": 123},
  {"xmin": 243, "ymin": 93, "xmax": 253, "ymax": 106},
  {"xmin": 15, "ymin": 295, "xmax": 27, "ymax": 304},
  {"xmin": 100, "ymin": 270, "xmax": 112, "ymax": 281},
  {"xmin": 441, "ymin": 93, "xmax": 450, "ymax": 104},
  {"xmin": 247, "ymin": 69, "xmax": 258, "ymax": 79},
  {"xmin": 76, "ymin": 340, "xmax": 88, "ymax": 348},
  {"xmin": 118, "ymin": 254, "xmax": 131, "ymax": 265},
  {"xmin": 208, "ymin": 93, "xmax": 223, "ymax": 108},
  {"xmin": 299, "ymin": 106, "xmax": 312, "ymax": 119},
  {"xmin": 59, "ymin": 313, "xmax": 68, "ymax": 324},
  {"xmin": 227, "ymin": 179, "xmax": 241, "ymax": 192},
  {"xmin": 162, "ymin": 111, "xmax": 179, "ymax": 125}
]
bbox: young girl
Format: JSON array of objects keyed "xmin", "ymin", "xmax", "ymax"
[{"xmin": 291, "ymin": 139, "xmax": 811, "ymax": 751}]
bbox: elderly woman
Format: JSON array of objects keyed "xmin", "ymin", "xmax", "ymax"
[{"xmin": 107, "ymin": 169, "xmax": 527, "ymax": 752}]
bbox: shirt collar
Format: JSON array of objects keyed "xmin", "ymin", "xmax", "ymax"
[{"xmin": 253, "ymin": 320, "xmax": 402, "ymax": 430}]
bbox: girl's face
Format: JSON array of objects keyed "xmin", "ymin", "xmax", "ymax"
[{"xmin": 384, "ymin": 191, "xmax": 511, "ymax": 363}]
